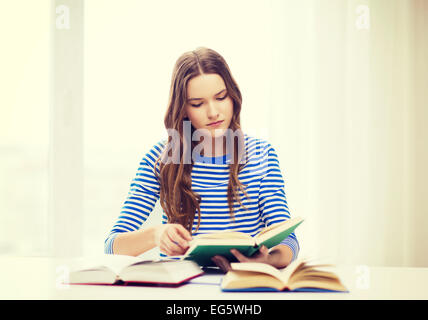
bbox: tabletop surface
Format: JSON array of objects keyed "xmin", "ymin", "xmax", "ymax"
[{"xmin": 1, "ymin": 256, "xmax": 427, "ymax": 300}]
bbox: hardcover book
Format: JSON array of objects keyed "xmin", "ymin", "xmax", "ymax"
[
  {"xmin": 182, "ymin": 217, "xmax": 304, "ymax": 266},
  {"xmin": 66, "ymin": 254, "xmax": 203, "ymax": 286},
  {"xmin": 221, "ymin": 259, "xmax": 348, "ymax": 292}
]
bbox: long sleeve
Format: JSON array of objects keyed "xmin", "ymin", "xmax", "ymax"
[
  {"xmin": 257, "ymin": 143, "xmax": 300, "ymax": 262},
  {"xmin": 104, "ymin": 142, "xmax": 163, "ymax": 254}
]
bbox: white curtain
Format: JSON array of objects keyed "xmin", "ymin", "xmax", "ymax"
[
  {"xmin": 2, "ymin": 0, "xmax": 426, "ymax": 266},
  {"xmin": 269, "ymin": 0, "xmax": 428, "ymax": 267},
  {"xmin": 79, "ymin": 0, "xmax": 428, "ymax": 267}
]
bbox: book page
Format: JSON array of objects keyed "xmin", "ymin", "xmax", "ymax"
[
  {"xmin": 257, "ymin": 222, "xmax": 285, "ymax": 236},
  {"xmin": 229, "ymin": 259, "xmax": 347, "ymax": 292},
  {"xmin": 192, "ymin": 231, "xmax": 252, "ymax": 241},
  {"xmin": 277, "ymin": 259, "xmax": 306, "ymax": 284},
  {"xmin": 282, "ymin": 259, "xmax": 347, "ymax": 291},
  {"xmin": 255, "ymin": 217, "xmax": 303, "ymax": 248},
  {"xmin": 120, "ymin": 260, "xmax": 203, "ymax": 284},
  {"xmin": 68, "ymin": 254, "xmax": 148, "ymax": 275},
  {"xmin": 230, "ymin": 262, "xmax": 285, "ymax": 283},
  {"xmin": 222, "ymin": 270, "xmax": 285, "ymax": 291}
]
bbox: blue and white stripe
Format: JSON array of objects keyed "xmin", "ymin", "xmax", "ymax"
[{"xmin": 105, "ymin": 134, "xmax": 300, "ymax": 261}]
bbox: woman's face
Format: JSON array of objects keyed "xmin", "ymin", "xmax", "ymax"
[{"xmin": 184, "ymin": 73, "xmax": 234, "ymax": 141}]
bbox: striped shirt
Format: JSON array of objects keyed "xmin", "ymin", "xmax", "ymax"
[{"xmin": 104, "ymin": 134, "xmax": 300, "ymax": 261}]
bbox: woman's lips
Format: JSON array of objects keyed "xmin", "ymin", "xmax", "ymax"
[{"xmin": 207, "ymin": 120, "xmax": 224, "ymax": 127}]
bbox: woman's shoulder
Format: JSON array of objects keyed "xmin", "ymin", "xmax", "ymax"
[
  {"xmin": 143, "ymin": 134, "xmax": 275, "ymax": 162},
  {"xmin": 244, "ymin": 133, "xmax": 268, "ymax": 146},
  {"xmin": 147, "ymin": 139, "xmax": 167, "ymax": 154},
  {"xmin": 153, "ymin": 134, "xmax": 271, "ymax": 150},
  {"xmin": 139, "ymin": 138, "xmax": 168, "ymax": 164},
  {"xmin": 243, "ymin": 133, "xmax": 275, "ymax": 155},
  {"xmin": 242, "ymin": 134, "xmax": 281, "ymax": 171}
]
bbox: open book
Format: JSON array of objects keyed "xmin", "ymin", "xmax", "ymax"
[
  {"xmin": 221, "ymin": 259, "xmax": 348, "ymax": 292},
  {"xmin": 66, "ymin": 254, "xmax": 203, "ymax": 286},
  {"xmin": 182, "ymin": 217, "xmax": 303, "ymax": 266}
]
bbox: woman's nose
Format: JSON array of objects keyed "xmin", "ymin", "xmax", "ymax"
[{"xmin": 207, "ymin": 101, "xmax": 219, "ymax": 119}]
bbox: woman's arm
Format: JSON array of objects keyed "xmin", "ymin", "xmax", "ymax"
[
  {"xmin": 257, "ymin": 143, "xmax": 300, "ymax": 262},
  {"xmin": 104, "ymin": 141, "xmax": 165, "ymax": 255},
  {"xmin": 112, "ymin": 224, "xmax": 192, "ymax": 257},
  {"xmin": 112, "ymin": 227, "xmax": 157, "ymax": 256},
  {"xmin": 211, "ymin": 244, "xmax": 293, "ymax": 272},
  {"xmin": 265, "ymin": 244, "xmax": 294, "ymax": 268}
]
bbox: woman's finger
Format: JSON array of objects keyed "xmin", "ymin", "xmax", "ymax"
[
  {"xmin": 259, "ymin": 245, "xmax": 269, "ymax": 256},
  {"xmin": 160, "ymin": 237, "xmax": 182, "ymax": 256},
  {"xmin": 168, "ymin": 226, "xmax": 190, "ymax": 250},
  {"xmin": 230, "ymin": 249, "xmax": 249, "ymax": 262},
  {"xmin": 175, "ymin": 224, "xmax": 193, "ymax": 241},
  {"xmin": 166, "ymin": 229, "xmax": 188, "ymax": 253},
  {"xmin": 167, "ymin": 238, "xmax": 184, "ymax": 255},
  {"xmin": 211, "ymin": 255, "xmax": 231, "ymax": 273}
]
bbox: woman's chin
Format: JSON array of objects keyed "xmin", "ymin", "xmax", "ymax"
[{"xmin": 209, "ymin": 128, "xmax": 227, "ymax": 138}]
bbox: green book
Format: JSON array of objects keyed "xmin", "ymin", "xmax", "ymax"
[{"xmin": 181, "ymin": 217, "xmax": 304, "ymax": 266}]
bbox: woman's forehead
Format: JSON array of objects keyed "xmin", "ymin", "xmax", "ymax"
[{"xmin": 187, "ymin": 74, "xmax": 226, "ymax": 99}]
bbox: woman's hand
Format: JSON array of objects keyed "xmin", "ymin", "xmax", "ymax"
[
  {"xmin": 211, "ymin": 245, "xmax": 270, "ymax": 273},
  {"xmin": 153, "ymin": 224, "xmax": 192, "ymax": 256}
]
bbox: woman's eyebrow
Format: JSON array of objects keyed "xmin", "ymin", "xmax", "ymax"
[{"xmin": 187, "ymin": 89, "xmax": 226, "ymax": 101}]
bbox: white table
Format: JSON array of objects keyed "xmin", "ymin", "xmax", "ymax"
[{"xmin": 1, "ymin": 256, "xmax": 427, "ymax": 300}]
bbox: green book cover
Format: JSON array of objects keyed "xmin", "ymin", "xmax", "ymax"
[
  {"xmin": 246, "ymin": 220, "xmax": 303, "ymax": 256},
  {"xmin": 184, "ymin": 244, "xmax": 254, "ymax": 266},
  {"xmin": 182, "ymin": 217, "xmax": 304, "ymax": 267}
]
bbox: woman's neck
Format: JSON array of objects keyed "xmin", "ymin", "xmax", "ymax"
[{"xmin": 200, "ymin": 138, "xmax": 227, "ymax": 157}]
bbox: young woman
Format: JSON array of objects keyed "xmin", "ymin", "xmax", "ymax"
[{"xmin": 104, "ymin": 47, "xmax": 299, "ymax": 271}]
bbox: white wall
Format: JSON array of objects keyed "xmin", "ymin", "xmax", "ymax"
[
  {"xmin": 1, "ymin": 0, "xmax": 427, "ymax": 267},
  {"xmin": 0, "ymin": 0, "xmax": 50, "ymax": 255},
  {"xmin": 82, "ymin": 0, "xmax": 277, "ymax": 257},
  {"xmin": 268, "ymin": 0, "xmax": 428, "ymax": 267}
]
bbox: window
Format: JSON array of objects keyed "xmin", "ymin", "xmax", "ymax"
[
  {"xmin": 0, "ymin": 0, "xmax": 50, "ymax": 256},
  {"xmin": 82, "ymin": 0, "xmax": 274, "ymax": 257}
]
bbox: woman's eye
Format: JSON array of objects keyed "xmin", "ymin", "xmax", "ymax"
[{"xmin": 190, "ymin": 94, "xmax": 227, "ymax": 107}]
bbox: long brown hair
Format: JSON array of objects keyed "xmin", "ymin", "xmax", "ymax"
[{"xmin": 154, "ymin": 47, "xmax": 249, "ymax": 233}]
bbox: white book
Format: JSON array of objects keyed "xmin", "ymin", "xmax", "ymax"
[{"xmin": 66, "ymin": 254, "xmax": 204, "ymax": 285}]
